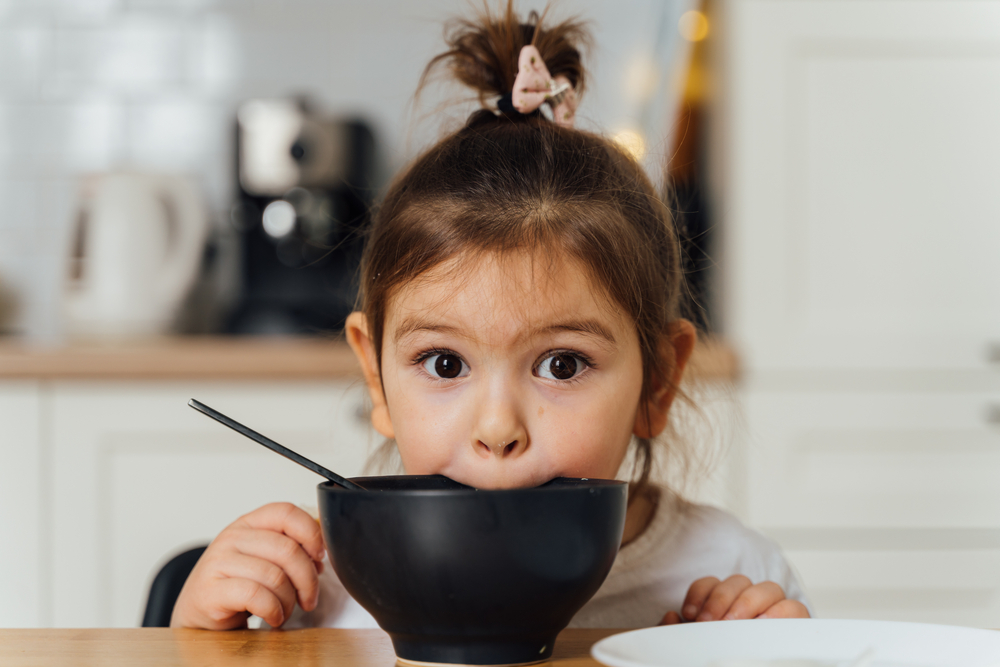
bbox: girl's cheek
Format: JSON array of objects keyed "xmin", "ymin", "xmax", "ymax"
[
  {"xmin": 392, "ymin": 379, "xmax": 472, "ymax": 473},
  {"xmin": 534, "ymin": 397, "xmax": 631, "ymax": 478}
]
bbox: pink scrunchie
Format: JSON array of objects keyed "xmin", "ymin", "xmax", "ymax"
[{"xmin": 511, "ymin": 45, "xmax": 577, "ymax": 128}]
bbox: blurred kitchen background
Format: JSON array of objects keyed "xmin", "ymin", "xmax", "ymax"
[
  {"xmin": 3, "ymin": 0, "xmax": 1000, "ymax": 634},
  {"xmin": 0, "ymin": 0, "xmax": 698, "ymax": 341}
]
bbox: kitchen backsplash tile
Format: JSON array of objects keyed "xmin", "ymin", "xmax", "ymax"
[
  {"xmin": 0, "ymin": 179, "xmax": 39, "ymax": 231},
  {"xmin": 51, "ymin": 0, "xmax": 123, "ymax": 25},
  {"xmin": 128, "ymin": 98, "xmax": 218, "ymax": 165},
  {"xmin": 0, "ymin": 27, "xmax": 47, "ymax": 94},
  {"xmin": 0, "ymin": 2, "xmax": 54, "ymax": 25},
  {"xmin": 65, "ymin": 98, "xmax": 127, "ymax": 170},
  {"xmin": 0, "ymin": 103, "xmax": 79, "ymax": 171},
  {"xmin": 49, "ymin": 21, "xmax": 193, "ymax": 95}
]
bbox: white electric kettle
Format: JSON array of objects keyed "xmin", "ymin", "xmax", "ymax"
[{"xmin": 65, "ymin": 172, "xmax": 210, "ymax": 339}]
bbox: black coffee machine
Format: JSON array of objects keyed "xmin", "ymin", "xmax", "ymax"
[{"xmin": 226, "ymin": 98, "xmax": 376, "ymax": 335}]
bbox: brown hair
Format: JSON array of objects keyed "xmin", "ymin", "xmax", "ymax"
[{"xmin": 358, "ymin": 2, "xmax": 685, "ymax": 490}]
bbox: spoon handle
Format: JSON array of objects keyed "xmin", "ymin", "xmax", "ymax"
[{"xmin": 188, "ymin": 399, "xmax": 365, "ymax": 491}]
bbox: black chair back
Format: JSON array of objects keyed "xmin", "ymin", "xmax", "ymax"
[{"xmin": 141, "ymin": 545, "xmax": 208, "ymax": 627}]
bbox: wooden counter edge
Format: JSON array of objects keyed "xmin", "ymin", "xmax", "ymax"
[
  {"xmin": 0, "ymin": 336, "xmax": 738, "ymax": 383},
  {"xmin": 0, "ymin": 337, "xmax": 363, "ymax": 381}
]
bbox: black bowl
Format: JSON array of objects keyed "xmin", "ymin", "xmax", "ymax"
[{"xmin": 317, "ymin": 475, "xmax": 627, "ymax": 666}]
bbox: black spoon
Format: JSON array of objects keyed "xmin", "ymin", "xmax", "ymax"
[{"xmin": 188, "ymin": 398, "xmax": 365, "ymax": 491}]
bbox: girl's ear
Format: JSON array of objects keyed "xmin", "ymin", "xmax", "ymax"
[
  {"xmin": 633, "ymin": 319, "xmax": 697, "ymax": 439},
  {"xmin": 345, "ymin": 312, "xmax": 395, "ymax": 439}
]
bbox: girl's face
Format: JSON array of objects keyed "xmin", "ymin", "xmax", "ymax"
[{"xmin": 347, "ymin": 251, "xmax": 687, "ymax": 490}]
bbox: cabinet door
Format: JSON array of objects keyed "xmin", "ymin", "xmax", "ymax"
[
  {"xmin": 49, "ymin": 381, "xmax": 373, "ymax": 628},
  {"xmin": 745, "ymin": 385, "xmax": 1000, "ymax": 627},
  {"xmin": 0, "ymin": 381, "xmax": 43, "ymax": 627},
  {"xmin": 716, "ymin": 0, "xmax": 1000, "ymax": 370},
  {"xmin": 744, "ymin": 388, "xmax": 1000, "ymax": 528}
]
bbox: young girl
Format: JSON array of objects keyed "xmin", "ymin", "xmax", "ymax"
[{"xmin": 172, "ymin": 3, "xmax": 811, "ymax": 631}]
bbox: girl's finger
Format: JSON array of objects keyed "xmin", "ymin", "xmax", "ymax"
[
  {"xmin": 212, "ymin": 577, "xmax": 287, "ymax": 629},
  {"xmin": 213, "ymin": 553, "xmax": 299, "ymax": 617},
  {"xmin": 697, "ymin": 574, "xmax": 752, "ymax": 621},
  {"xmin": 681, "ymin": 577, "xmax": 720, "ymax": 620},
  {"xmin": 225, "ymin": 528, "xmax": 321, "ymax": 610},
  {"xmin": 721, "ymin": 581, "xmax": 784, "ymax": 620},
  {"xmin": 757, "ymin": 598, "xmax": 811, "ymax": 619},
  {"xmin": 660, "ymin": 611, "xmax": 682, "ymax": 625},
  {"xmin": 233, "ymin": 502, "xmax": 327, "ymax": 562}
]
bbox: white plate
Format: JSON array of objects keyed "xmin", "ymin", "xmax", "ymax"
[{"xmin": 591, "ymin": 619, "xmax": 1000, "ymax": 667}]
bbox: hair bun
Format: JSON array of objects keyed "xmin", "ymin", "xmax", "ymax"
[{"xmin": 424, "ymin": 2, "xmax": 589, "ymax": 112}]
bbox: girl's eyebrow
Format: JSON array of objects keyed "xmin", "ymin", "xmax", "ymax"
[
  {"xmin": 393, "ymin": 317, "xmax": 617, "ymax": 346},
  {"xmin": 394, "ymin": 319, "xmax": 463, "ymax": 343},
  {"xmin": 532, "ymin": 320, "xmax": 618, "ymax": 346}
]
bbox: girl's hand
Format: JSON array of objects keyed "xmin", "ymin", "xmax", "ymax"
[
  {"xmin": 660, "ymin": 575, "xmax": 810, "ymax": 625},
  {"xmin": 170, "ymin": 502, "xmax": 327, "ymax": 630}
]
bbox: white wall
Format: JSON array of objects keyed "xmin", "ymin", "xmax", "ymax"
[{"xmin": 0, "ymin": 0, "xmax": 692, "ymax": 342}]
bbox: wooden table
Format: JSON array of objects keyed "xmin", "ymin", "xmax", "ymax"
[{"xmin": 0, "ymin": 628, "xmax": 622, "ymax": 667}]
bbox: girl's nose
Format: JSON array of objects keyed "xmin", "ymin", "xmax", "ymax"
[
  {"xmin": 471, "ymin": 390, "xmax": 528, "ymax": 460},
  {"xmin": 477, "ymin": 437, "xmax": 525, "ymax": 459}
]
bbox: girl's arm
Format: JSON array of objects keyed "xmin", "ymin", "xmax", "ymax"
[
  {"xmin": 170, "ymin": 502, "xmax": 327, "ymax": 629},
  {"xmin": 661, "ymin": 575, "xmax": 810, "ymax": 625}
]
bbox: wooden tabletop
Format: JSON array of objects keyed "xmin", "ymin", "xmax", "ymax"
[
  {"xmin": 0, "ymin": 336, "xmax": 738, "ymax": 382},
  {"xmin": 0, "ymin": 628, "xmax": 621, "ymax": 667}
]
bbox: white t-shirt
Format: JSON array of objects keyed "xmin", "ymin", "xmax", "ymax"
[{"xmin": 281, "ymin": 490, "xmax": 811, "ymax": 629}]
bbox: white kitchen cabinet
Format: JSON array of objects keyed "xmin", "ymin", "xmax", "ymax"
[
  {"xmin": 710, "ymin": 0, "xmax": 1000, "ymax": 626},
  {"xmin": 743, "ymin": 387, "xmax": 1000, "ymax": 529},
  {"xmin": 47, "ymin": 380, "xmax": 372, "ymax": 628},
  {"xmin": 744, "ymin": 384, "xmax": 1000, "ymax": 626},
  {"xmin": 0, "ymin": 381, "xmax": 44, "ymax": 628},
  {"xmin": 31, "ymin": 379, "xmax": 370, "ymax": 628}
]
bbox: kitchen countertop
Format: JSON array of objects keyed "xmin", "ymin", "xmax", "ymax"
[
  {"xmin": 0, "ymin": 628, "xmax": 621, "ymax": 667},
  {"xmin": 0, "ymin": 336, "xmax": 738, "ymax": 382}
]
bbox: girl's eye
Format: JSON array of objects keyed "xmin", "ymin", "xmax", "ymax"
[
  {"xmin": 536, "ymin": 353, "xmax": 584, "ymax": 381},
  {"xmin": 422, "ymin": 353, "xmax": 469, "ymax": 379}
]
